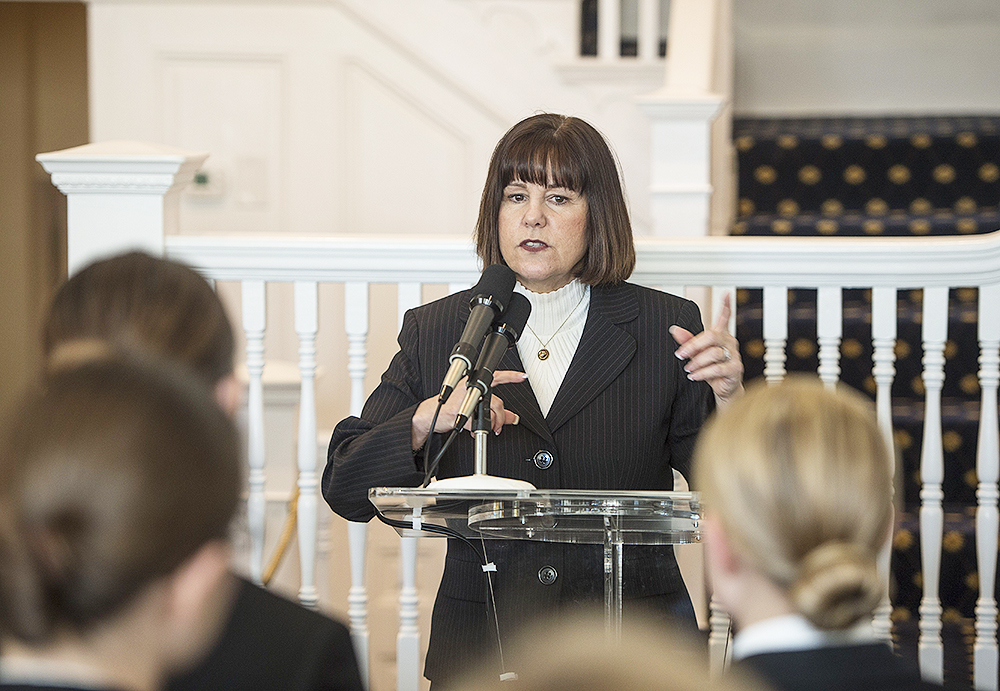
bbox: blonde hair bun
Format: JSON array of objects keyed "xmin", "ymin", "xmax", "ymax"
[{"xmin": 791, "ymin": 541, "xmax": 883, "ymax": 630}]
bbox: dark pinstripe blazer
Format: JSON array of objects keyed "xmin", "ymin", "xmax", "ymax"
[
  {"xmin": 166, "ymin": 578, "xmax": 363, "ymax": 691},
  {"xmin": 323, "ymin": 282, "xmax": 714, "ymax": 685}
]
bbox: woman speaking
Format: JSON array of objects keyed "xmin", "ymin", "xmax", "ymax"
[{"xmin": 324, "ymin": 113, "xmax": 743, "ymax": 687}]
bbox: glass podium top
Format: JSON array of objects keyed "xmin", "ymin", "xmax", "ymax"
[{"xmin": 369, "ymin": 486, "xmax": 702, "ymax": 545}]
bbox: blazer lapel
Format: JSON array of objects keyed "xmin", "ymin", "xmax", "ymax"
[
  {"xmin": 493, "ymin": 346, "xmax": 552, "ymax": 443},
  {"xmin": 455, "ymin": 293, "xmax": 553, "ymax": 443},
  {"xmin": 544, "ymin": 284, "xmax": 638, "ymax": 434}
]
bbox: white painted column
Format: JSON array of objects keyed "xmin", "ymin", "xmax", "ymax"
[
  {"xmin": 918, "ymin": 286, "xmax": 948, "ymax": 684},
  {"xmin": 871, "ymin": 286, "xmax": 898, "ymax": 644},
  {"xmin": 976, "ymin": 284, "xmax": 1000, "ymax": 691},
  {"xmin": 397, "ymin": 535, "xmax": 421, "ymax": 691},
  {"xmin": 708, "ymin": 597, "xmax": 731, "ymax": 677},
  {"xmin": 397, "ymin": 283, "xmax": 422, "ymax": 332},
  {"xmin": 242, "ymin": 280, "xmax": 267, "ymax": 584},
  {"xmin": 636, "ymin": 0, "xmax": 732, "ymax": 238},
  {"xmin": 636, "ymin": 98, "xmax": 724, "ymax": 238},
  {"xmin": 344, "ymin": 282, "xmax": 371, "ymax": 689},
  {"xmin": 710, "ymin": 286, "xmax": 736, "ymax": 335},
  {"xmin": 295, "ymin": 281, "xmax": 320, "ymax": 609},
  {"xmin": 396, "ymin": 285, "xmax": 425, "ymax": 691},
  {"xmin": 638, "ymin": 0, "xmax": 660, "ymax": 61},
  {"xmin": 816, "ymin": 287, "xmax": 842, "ymax": 389},
  {"xmin": 598, "ymin": 0, "xmax": 622, "ymax": 61},
  {"xmin": 762, "ymin": 286, "xmax": 788, "ymax": 384},
  {"xmin": 871, "ymin": 288, "xmax": 899, "ymax": 459},
  {"xmin": 35, "ymin": 141, "xmax": 207, "ymax": 274}
]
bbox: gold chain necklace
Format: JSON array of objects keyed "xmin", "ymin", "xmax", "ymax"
[{"xmin": 523, "ymin": 291, "xmax": 587, "ymax": 361}]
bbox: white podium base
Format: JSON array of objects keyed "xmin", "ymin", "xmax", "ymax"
[{"xmin": 424, "ymin": 474, "xmax": 536, "ymax": 491}]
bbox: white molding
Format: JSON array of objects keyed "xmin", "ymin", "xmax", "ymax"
[
  {"xmin": 36, "ymin": 141, "xmax": 208, "ymax": 194},
  {"xmin": 166, "ymin": 235, "xmax": 481, "ymax": 282},
  {"xmin": 167, "ymin": 230, "xmax": 1000, "ymax": 289}
]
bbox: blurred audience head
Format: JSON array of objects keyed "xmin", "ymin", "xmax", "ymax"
[
  {"xmin": 0, "ymin": 356, "xmax": 240, "ymax": 685},
  {"xmin": 694, "ymin": 376, "xmax": 893, "ymax": 631},
  {"xmin": 458, "ymin": 610, "xmax": 768, "ymax": 691},
  {"xmin": 43, "ymin": 251, "xmax": 236, "ymax": 411}
]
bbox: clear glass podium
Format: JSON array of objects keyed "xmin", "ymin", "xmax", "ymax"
[{"xmin": 369, "ymin": 487, "xmax": 701, "ymax": 637}]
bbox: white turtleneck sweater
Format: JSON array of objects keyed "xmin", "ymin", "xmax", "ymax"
[{"xmin": 514, "ymin": 279, "xmax": 591, "ymax": 417}]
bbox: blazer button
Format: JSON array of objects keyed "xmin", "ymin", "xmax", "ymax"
[
  {"xmin": 532, "ymin": 450, "xmax": 554, "ymax": 469},
  {"xmin": 538, "ymin": 565, "xmax": 558, "ymax": 585}
]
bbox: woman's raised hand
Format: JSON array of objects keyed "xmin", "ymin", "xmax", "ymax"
[
  {"xmin": 411, "ymin": 370, "xmax": 527, "ymax": 449},
  {"xmin": 668, "ymin": 293, "xmax": 744, "ymax": 408}
]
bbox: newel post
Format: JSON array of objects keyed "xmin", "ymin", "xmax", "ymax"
[
  {"xmin": 636, "ymin": 96, "xmax": 725, "ymax": 237},
  {"xmin": 36, "ymin": 141, "xmax": 207, "ymax": 274},
  {"xmin": 636, "ymin": 0, "xmax": 732, "ymax": 237}
]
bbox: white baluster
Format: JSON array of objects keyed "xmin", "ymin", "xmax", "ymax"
[
  {"xmin": 344, "ymin": 282, "xmax": 371, "ymax": 688},
  {"xmin": 872, "ymin": 288, "xmax": 899, "ymax": 463},
  {"xmin": 708, "ymin": 596, "xmax": 731, "ymax": 678},
  {"xmin": 346, "ymin": 283, "xmax": 370, "ymax": 417},
  {"xmin": 976, "ymin": 284, "xmax": 1000, "ymax": 691},
  {"xmin": 397, "ymin": 533, "xmax": 420, "ymax": 691},
  {"xmin": 599, "ymin": 0, "xmax": 622, "ymax": 61},
  {"xmin": 871, "ymin": 286, "xmax": 898, "ymax": 644},
  {"xmin": 448, "ymin": 281, "xmax": 472, "ymax": 295},
  {"xmin": 711, "ymin": 286, "xmax": 737, "ymax": 335},
  {"xmin": 348, "ymin": 521, "xmax": 370, "ymax": 691},
  {"xmin": 762, "ymin": 286, "xmax": 788, "ymax": 384},
  {"xmin": 816, "ymin": 286, "xmax": 842, "ymax": 389},
  {"xmin": 294, "ymin": 281, "xmax": 319, "ymax": 609},
  {"xmin": 638, "ymin": 0, "xmax": 659, "ymax": 60},
  {"xmin": 242, "ymin": 280, "xmax": 267, "ymax": 584},
  {"xmin": 395, "ymin": 282, "xmax": 425, "ymax": 691},
  {"xmin": 397, "ymin": 282, "xmax": 422, "ymax": 332},
  {"xmin": 918, "ymin": 286, "xmax": 947, "ymax": 684}
]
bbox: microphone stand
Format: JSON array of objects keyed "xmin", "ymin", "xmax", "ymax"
[{"xmin": 425, "ymin": 390, "xmax": 535, "ymax": 491}]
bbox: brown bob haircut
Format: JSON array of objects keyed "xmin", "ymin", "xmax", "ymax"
[
  {"xmin": 43, "ymin": 251, "xmax": 234, "ymax": 387},
  {"xmin": 0, "ymin": 356, "xmax": 240, "ymax": 643},
  {"xmin": 474, "ymin": 113, "xmax": 636, "ymax": 286}
]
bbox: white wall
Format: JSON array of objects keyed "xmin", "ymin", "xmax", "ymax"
[
  {"xmin": 733, "ymin": 0, "xmax": 1000, "ymax": 116},
  {"xmin": 88, "ymin": 0, "xmax": 666, "ymax": 243}
]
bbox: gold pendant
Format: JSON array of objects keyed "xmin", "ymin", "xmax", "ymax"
[{"xmin": 537, "ymin": 349, "xmax": 550, "ymax": 361}]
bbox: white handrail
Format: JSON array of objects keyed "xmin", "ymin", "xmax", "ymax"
[{"xmin": 166, "ymin": 231, "xmax": 1000, "ymax": 287}]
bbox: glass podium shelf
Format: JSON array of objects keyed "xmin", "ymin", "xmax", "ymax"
[
  {"xmin": 370, "ymin": 486, "xmax": 702, "ymax": 638},
  {"xmin": 368, "ymin": 487, "xmax": 701, "ymax": 545}
]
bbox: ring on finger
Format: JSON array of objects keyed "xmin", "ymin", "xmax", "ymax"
[{"xmin": 720, "ymin": 346, "xmax": 732, "ymax": 362}]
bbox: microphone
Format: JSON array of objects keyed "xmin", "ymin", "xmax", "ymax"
[
  {"xmin": 454, "ymin": 292, "xmax": 531, "ymax": 430},
  {"xmin": 439, "ymin": 265, "xmax": 516, "ymax": 403}
]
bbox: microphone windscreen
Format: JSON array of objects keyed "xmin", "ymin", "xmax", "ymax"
[
  {"xmin": 472, "ymin": 264, "xmax": 516, "ymax": 309},
  {"xmin": 499, "ymin": 293, "xmax": 532, "ymax": 342}
]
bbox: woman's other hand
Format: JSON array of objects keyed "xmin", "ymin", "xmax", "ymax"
[
  {"xmin": 411, "ymin": 370, "xmax": 527, "ymax": 449},
  {"xmin": 669, "ymin": 293, "xmax": 744, "ymax": 408}
]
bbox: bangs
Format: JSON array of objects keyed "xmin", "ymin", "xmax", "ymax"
[{"xmin": 499, "ymin": 132, "xmax": 587, "ymax": 192}]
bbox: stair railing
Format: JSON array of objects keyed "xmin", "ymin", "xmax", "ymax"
[
  {"xmin": 40, "ymin": 143, "xmax": 1000, "ymax": 690},
  {"xmin": 161, "ymin": 230, "xmax": 1000, "ymax": 690}
]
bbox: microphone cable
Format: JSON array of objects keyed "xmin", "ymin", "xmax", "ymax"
[
  {"xmin": 419, "ymin": 397, "xmax": 444, "ymax": 487},
  {"xmin": 372, "ymin": 505, "xmax": 516, "ymax": 682},
  {"xmin": 421, "ymin": 426, "xmax": 461, "ymax": 487}
]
